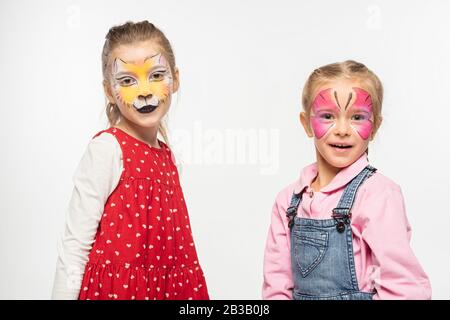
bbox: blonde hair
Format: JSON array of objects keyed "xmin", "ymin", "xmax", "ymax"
[
  {"xmin": 102, "ymin": 20, "xmax": 177, "ymax": 145},
  {"xmin": 302, "ymin": 60, "xmax": 383, "ymax": 135}
]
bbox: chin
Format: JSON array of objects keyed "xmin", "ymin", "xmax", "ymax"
[
  {"xmin": 127, "ymin": 105, "xmax": 169, "ymax": 128},
  {"xmin": 320, "ymin": 149, "xmax": 367, "ymax": 169},
  {"xmin": 133, "ymin": 116, "xmax": 163, "ymax": 129},
  {"xmin": 324, "ymin": 157, "xmax": 355, "ymax": 169}
]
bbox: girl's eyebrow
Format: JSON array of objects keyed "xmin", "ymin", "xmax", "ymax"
[
  {"xmin": 149, "ymin": 65, "xmax": 168, "ymax": 71},
  {"xmin": 114, "ymin": 66, "xmax": 168, "ymax": 78},
  {"xmin": 348, "ymin": 108, "xmax": 371, "ymax": 115},
  {"xmin": 146, "ymin": 65, "xmax": 170, "ymax": 76},
  {"xmin": 349, "ymin": 104, "xmax": 373, "ymax": 111},
  {"xmin": 113, "ymin": 71, "xmax": 135, "ymax": 78},
  {"xmin": 314, "ymin": 107, "xmax": 338, "ymax": 113}
]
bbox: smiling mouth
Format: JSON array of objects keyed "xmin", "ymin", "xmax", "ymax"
[
  {"xmin": 134, "ymin": 104, "xmax": 158, "ymax": 114},
  {"xmin": 329, "ymin": 143, "xmax": 353, "ymax": 149}
]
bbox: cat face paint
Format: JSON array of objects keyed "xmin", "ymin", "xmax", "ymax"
[
  {"xmin": 310, "ymin": 87, "xmax": 373, "ymax": 140},
  {"xmin": 111, "ymin": 53, "xmax": 173, "ymax": 114}
]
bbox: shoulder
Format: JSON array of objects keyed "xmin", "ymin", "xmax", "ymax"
[
  {"xmin": 72, "ymin": 131, "xmax": 123, "ymax": 182},
  {"xmin": 355, "ymin": 169, "xmax": 411, "ymax": 228},
  {"xmin": 362, "ymin": 170, "xmax": 402, "ymax": 195},
  {"xmin": 356, "ymin": 169, "xmax": 405, "ymax": 210},
  {"xmin": 84, "ymin": 130, "xmax": 122, "ymax": 161},
  {"xmin": 91, "ymin": 130, "xmax": 120, "ymax": 147}
]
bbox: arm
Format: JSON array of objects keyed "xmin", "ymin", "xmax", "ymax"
[
  {"xmin": 51, "ymin": 133, "xmax": 122, "ymax": 299},
  {"xmin": 262, "ymin": 197, "xmax": 294, "ymax": 300},
  {"xmin": 363, "ymin": 185, "xmax": 432, "ymax": 300}
]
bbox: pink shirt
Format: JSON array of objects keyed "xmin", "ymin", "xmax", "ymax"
[{"xmin": 262, "ymin": 154, "xmax": 431, "ymax": 300}]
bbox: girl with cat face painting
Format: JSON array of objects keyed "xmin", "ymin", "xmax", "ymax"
[
  {"xmin": 51, "ymin": 21, "xmax": 209, "ymax": 300},
  {"xmin": 263, "ymin": 60, "xmax": 431, "ymax": 300}
]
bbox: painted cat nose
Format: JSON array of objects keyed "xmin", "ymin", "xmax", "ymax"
[{"xmin": 138, "ymin": 93, "xmax": 152, "ymax": 99}]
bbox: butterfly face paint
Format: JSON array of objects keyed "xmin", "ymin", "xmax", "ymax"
[
  {"xmin": 310, "ymin": 88, "xmax": 341, "ymax": 139},
  {"xmin": 348, "ymin": 87, "xmax": 373, "ymax": 140},
  {"xmin": 111, "ymin": 53, "xmax": 173, "ymax": 114},
  {"xmin": 310, "ymin": 87, "xmax": 373, "ymax": 140}
]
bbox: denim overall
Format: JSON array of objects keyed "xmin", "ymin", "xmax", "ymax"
[{"xmin": 286, "ymin": 165, "xmax": 377, "ymax": 300}]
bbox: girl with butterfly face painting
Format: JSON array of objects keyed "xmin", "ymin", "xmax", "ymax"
[
  {"xmin": 52, "ymin": 21, "xmax": 209, "ymax": 300},
  {"xmin": 263, "ymin": 60, "xmax": 431, "ymax": 300}
]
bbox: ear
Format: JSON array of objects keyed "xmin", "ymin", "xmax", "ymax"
[
  {"xmin": 103, "ymin": 80, "xmax": 115, "ymax": 104},
  {"xmin": 300, "ymin": 111, "xmax": 314, "ymax": 138},
  {"xmin": 172, "ymin": 67, "xmax": 180, "ymax": 93}
]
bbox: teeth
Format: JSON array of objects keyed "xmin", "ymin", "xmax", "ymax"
[{"xmin": 332, "ymin": 144, "xmax": 350, "ymax": 148}]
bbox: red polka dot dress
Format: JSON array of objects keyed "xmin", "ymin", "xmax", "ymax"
[{"xmin": 78, "ymin": 127, "xmax": 209, "ymax": 300}]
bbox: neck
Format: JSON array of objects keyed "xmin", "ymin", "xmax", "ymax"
[
  {"xmin": 115, "ymin": 118, "xmax": 160, "ymax": 148},
  {"xmin": 311, "ymin": 149, "xmax": 341, "ymax": 192}
]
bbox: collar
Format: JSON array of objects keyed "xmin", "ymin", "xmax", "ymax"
[{"xmin": 294, "ymin": 153, "xmax": 369, "ymax": 194}]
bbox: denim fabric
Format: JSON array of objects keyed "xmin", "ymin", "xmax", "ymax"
[{"xmin": 288, "ymin": 165, "xmax": 377, "ymax": 300}]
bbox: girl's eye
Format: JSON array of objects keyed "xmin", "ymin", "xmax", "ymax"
[
  {"xmin": 117, "ymin": 77, "xmax": 136, "ymax": 87},
  {"xmin": 352, "ymin": 114, "xmax": 366, "ymax": 121},
  {"xmin": 150, "ymin": 71, "xmax": 166, "ymax": 81},
  {"xmin": 319, "ymin": 113, "xmax": 334, "ymax": 120}
]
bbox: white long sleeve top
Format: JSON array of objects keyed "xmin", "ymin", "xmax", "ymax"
[{"xmin": 51, "ymin": 132, "xmax": 123, "ymax": 299}]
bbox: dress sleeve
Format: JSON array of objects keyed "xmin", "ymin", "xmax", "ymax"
[
  {"xmin": 362, "ymin": 185, "xmax": 432, "ymax": 300},
  {"xmin": 262, "ymin": 195, "xmax": 294, "ymax": 299},
  {"xmin": 51, "ymin": 133, "xmax": 122, "ymax": 299}
]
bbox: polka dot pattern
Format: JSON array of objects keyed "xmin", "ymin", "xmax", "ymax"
[{"xmin": 78, "ymin": 127, "xmax": 209, "ymax": 300}]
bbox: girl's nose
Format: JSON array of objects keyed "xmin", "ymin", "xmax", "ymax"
[
  {"xmin": 334, "ymin": 118, "xmax": 351, "ymax": 136},
  {"xmin": 138, "ymin": 81, "xmax": 152, "ymax": 97}
]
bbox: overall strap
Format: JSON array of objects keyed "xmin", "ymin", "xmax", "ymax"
[
  {"xmin": 286, "ymin": 187, "xmax": 306, "ymax": 229},
  {"xmin": 332, "ymin": 165, "xmax": 377, "ymax": 220},
  {"xmin": 333, "ymin": 165, "xmax": 377, "ymax": 289}
]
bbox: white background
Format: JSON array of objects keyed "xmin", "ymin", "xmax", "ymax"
[{"xmin": 1, "ymin": 0, "xmax": 449, "ymax": 299}]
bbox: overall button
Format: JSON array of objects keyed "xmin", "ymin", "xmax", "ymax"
[{"xmin": 336, "ymin": 221, "xmax": 345, "ymax": 233}]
